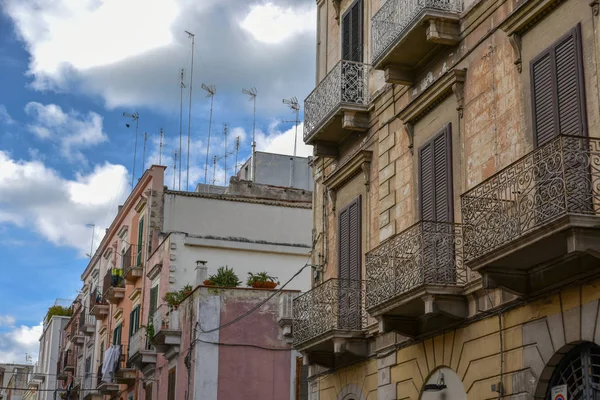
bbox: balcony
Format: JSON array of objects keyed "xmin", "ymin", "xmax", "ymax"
[
  {"xmin": 79, "ymin": 308, "xmax": 95, "ymax": 336},
  {"xmin": 129, "ymin": 329, "xmax": 157, "ymax": 372},
  {"xmin": 69, "ymin": 316, "xmax": 84, "ymax": 346},
  {"xmin": 123, "ymin": 245, "xmax": 143, "ymax": 283},
  {"xmin": 366, "ymin": 221, "xmax": 467, "ymax": 337},
  {"xmin": 89, "ymin": 290, "xmax": 109, "ymax": 319},
  {"xmin": 114, "ymin": 344, "xmax": 136, "ymax": 384},
  {"xmin": 152, "ymin": 305, "xmax": 181, "ymax": 359},
  {"xmin": 371, "ymin": 0, "xmax": 462, "ymax": 83},
  {"xmin": 293, "ymin": 279, "xmax": 368, "ymax": 368},
  {"xmin": 303, "ymin": 60, "xmax": 370, "ymax": 153},
  {"xmin": 96, "ymin": 364, "xmax": 119, "ymax": 394},
  {"xmin": 103, "ymin": 268, "xmax": 125, "ymax": 304},
  {"xmin": 63, "ymin": 350, "xmax": 75, "ymax": 373},
  {"xmin": 56, "ymin": 360, "xmax": 67, "ymax": 381},
  {"xmin": 461, "ymin": 135, "xmax": 600, "ymax": 295},
  {"xmin": 32, "ymin": 364, "xmax": 46, "ymax": 382}
]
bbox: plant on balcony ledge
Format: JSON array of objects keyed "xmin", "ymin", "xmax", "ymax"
[
  {"xmin": 45, "ymin": 305, "xmax": 73, "ymax": 323},
  {"xmin": 207, "ymin": 266, "xmax": 241, "ymax": 288},
  {"xmin": 163, "ymin": 284, "xmax": 193, "ymax": 308},
  {"xmin": 247, "ymin": 272, "xmax": 279, "ymax": 289}
]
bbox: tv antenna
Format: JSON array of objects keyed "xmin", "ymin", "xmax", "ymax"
[
  {"xmin": 185, "ymin": 31, "xmax": 196, "ymax": 191},
  {"xmin": 178, "ymin": 68, "xmax": 186, "ymax": 190},
  {"xmin": 142, "ymin": 132, "xmax": 148, "ymax": 173},
  {"xmin": 159, "ymin": 128, "xmax": 164, "ymax": 165},
  {"xmin": 173, "ymin": 151, "xmax": 178, "ymax": 189},
  {"xmin": 234, "ymin": 136, "xmax": 241, "ymax": 175},
  {"xmin": 123, "ymin": 111, "xmax": 140, "ymax": 187},
  {"xmin": 85, "ymin": 224, "xmax": 95, "ymax": 258},
  {"xmin": 223, "ymin": 124, "xmax": 228, "ymax": 185},
  {"xmin": 201, "ymin": 83, "xmax": 216, "ymax": 189},
  {"xmin": 212, "ymin": 155, "xmax": 217, "ymax": 186},
  {"xmin": 242, "ymin": 87, "xmax": 257, "ymax": 181},
  {"xmin": 283, "ymin": 97, "xmax": 300, "ymax": 187}
]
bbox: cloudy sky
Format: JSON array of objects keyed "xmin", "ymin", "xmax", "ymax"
[{"xmin": 0, "ymin": 0, "xmax": 315, "ymax": 364}]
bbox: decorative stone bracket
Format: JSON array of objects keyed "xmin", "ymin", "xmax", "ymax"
[
  {"xmin": 397, "ymin": 69, "xmax": 466, "ymax": 154},
  {"xmin": 333, "ymin": 0, "xmax": 342, "ymax": 23},
  {"xmin": 324, "ymin": 150, "xmax": 373, "ymax": 210}
]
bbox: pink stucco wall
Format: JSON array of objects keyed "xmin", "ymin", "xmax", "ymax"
[{"xmin": 217, "ymin": 292, "xmax": 292, "ymax": 400}]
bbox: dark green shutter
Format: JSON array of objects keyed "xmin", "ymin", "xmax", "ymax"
[
  {"xmin": 137, "ymin": 216, "xmax": 144, "ymax": 266},
  {"xmin": 149, "ymin": 286, "xmax": 158, "ymax": 319},
  {"xmin": 341, "ymin": 0, "xmax": 363, "ymax": 62}
]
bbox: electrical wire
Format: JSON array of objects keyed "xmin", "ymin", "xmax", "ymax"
[{"xmin": 194, "ymin": 338, "xmax": 291, "ymax": 352}]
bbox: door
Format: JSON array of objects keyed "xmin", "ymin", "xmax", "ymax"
[{"xmin": 338, "ymin": 196, "xmax": 362, "ymax": 330}]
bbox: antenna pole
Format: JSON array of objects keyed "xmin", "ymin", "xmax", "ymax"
[
  {"xmin": 159, "ymin": 128, "xmax": 164, "ymax": 165},
  {"xmin": 251, "ymin": 94, "xmax": 256, "ymax": 182},
  {"xmin": 123, "ymin": 112, "xmax": 140, "ymax": 188},
  {"xmin": 142, "ymin": 132, "xmax": 148, "ymax": 173},
  {"xmin": 179, "ymin": 68, "xmax": 185, "ymax": 190},
  {"xmin": 223, "ymin": 124, "xmax": 228, "ymax": 185},
  {"xmin": 173, "ymin": 151, "xmax": 178, "ymax": 189},
  {"xmin": 202, "ymin": 84, "xmax": 216, "ymax": 187},
  {"xmin": 186, "ymin": 31, "xmax": 196, "ymax": 191},
  {"xmin": 234, "ymin": 136, "xmax": 240, "ymax": 175},
  {"xmin": 212, "ymin": 155, "xmax": 217, "ymax": 186}
]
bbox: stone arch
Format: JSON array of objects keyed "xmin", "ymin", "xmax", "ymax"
[
  {"xmin": 336, "ymin": 383, "xmax": 367, "ymax": 400},
  {"xmin": 533, "ymin": 341, "xmax": 600, "ymax": 399},
  {"xmin": 419, "ymin": 366, "xmax": 467, "ymax": 400}
]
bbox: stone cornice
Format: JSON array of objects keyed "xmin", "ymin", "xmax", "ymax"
[
  {"xmin": 324, "ymin": 150, "xmax": 373, "ymax": 194},
  {"xmin": 499, "ymin": 0, "xmax": 568, "ymax": 37}
]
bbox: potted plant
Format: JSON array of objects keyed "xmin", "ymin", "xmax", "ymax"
[
  {"xmin": 207, "ymin": 266, "xmax": 241, "ymax": 288},
  {"xmin": 247, "ymin": 272, "xmax": 279, "ymax": 289},
  {"xmin": 163, "ymin": 284, "xmax": 194, "ymax": 308},
  {"xmin": 203, "ymin": 279, "xmax": 214, "ymax": 286}
]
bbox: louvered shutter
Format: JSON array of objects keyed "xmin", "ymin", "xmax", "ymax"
[
  {"xmin": 419, "ymin": 125, "xmax": 453, "ymax": 222},
  {"xmin": 338, "ymin": 196, "xmax": 362, "ymax": 331},
  {"xmin": 348, "ymin": 199, "xmax": 360, "ymax": 281},
  {"xmin": 341, "ymin": 0, "xmax": 363, "ymax": 62},
  {"xmin": 149, "ymin": 286, "xmax": 158, "ymax": 319},
  {"xmin": 531, "ymin": 24, "xmax": 586, "ymax": 147},
  {"xmin": 338, "ymin": 206, "xmax": 350, "ymax": 280}
]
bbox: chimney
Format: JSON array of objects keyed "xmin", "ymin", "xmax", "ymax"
[
  {"xmin": 105, "ymin": 228, "xmax": 109, "ymax": 234},
  {"xmin": 118, "ymin": 205, "xmax": 123, "ymax": 214},
  {"xmin": 196, "ymin": 261, "xmax": 208, "ymax": 285}
]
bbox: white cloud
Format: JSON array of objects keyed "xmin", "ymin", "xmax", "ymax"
[
  {"xmin": 241, "ymin": 3, "xmax": 315, "ymax": 44},
  {"xmin": 0, "ymin": 105, "xmax": 15, "ymax": 125},
  {"xmin": 0, "ymin": 315, "xmax": 16, "ymax": 327},
  {"xmin": 0, "ymin": 152, "xmax": 129, "ymax": 256},
  {"xmin": 2, "ymin": 0, "xmax": 316, "ymax": 114},
  {"xmin": 256, "ymin": 121, "xmax": 312, "ymax": 157},
  {"xmin": 24, "ymin": 102, "xmax": 108, "ymax": 162},
  {"xmin": 0, "ymin": 323, "xmax": 43, "ymax": 364}
]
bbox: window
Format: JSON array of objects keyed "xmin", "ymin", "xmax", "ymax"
[
  {"xmin": 136, "ymin": 216, "xmax": 144, "ymax": 266},
  {"xmin": 341, "ymin": 0, "xmax": 363, "ymax": 62},
  {"xmin": 145, "ymin": 383, "xmax": 153, "ymax": 400},
  {"xmin": 419, "ymin": 124, "xmax": 453, "ymax": 223},
  {"xmin": 167, "ymin": 368, "xmax": 176, "ymax": 400},
  {"xmin": 129, "ymin": 305, "xmax": 140, "ymax": 337},
  {"xmin": 113, "ymin": 324, "xmax": 122, "ymax": 346},
  {"xmin": 99, "ymin": 341, "xmax": 104, "ymax": 364},
  {"xmin": 531, "ymin": 24, "xmax": 586, "ymax": 147}
]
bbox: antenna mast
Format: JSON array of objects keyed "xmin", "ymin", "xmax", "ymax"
[
  {"xmin": 179, "ymin": 68, "xmax": 185, "ymax": 190},
  {"xmin": 159, "ymin": 128, "xmax": 164, "ymax": 165},
  {"xmin": 234, "ymin": 136, "xmax": 240, "ymax": 175},
  {"xmin": 173, "ymin": 151, "xmax": 178, "ymax": 189},
  {"xmin": 185, "ymin": 31, "xmax": 196, "ymax": 191},
  {"xmin": 142, "ymin": 132, "xmax": 148, "ymax": 172},
  {"xmin": 123, "ymin": 112, "xmax": 140, "ymax": 188},
  {"xmin": 242, "ymin": 87, "xmax": 257, "ymax": 182},
  {"xmin": 212, "ymin": 155, "xmax": 217, "ymax": 186},
  {"xmin": 223, "ymin": 124, "xmax": 228, "ymax": 185},
  {"xmin": 283, "ymin": 97, "xmax": 300, "ymax": 188},
  {"xmin": 201, "ymin": 83, "xmax": 216, "ymax": 190}
]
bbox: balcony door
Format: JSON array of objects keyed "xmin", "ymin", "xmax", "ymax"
[
  {"xmin": 418, "ymin": 125, "xmax": 455, "ymax": 285},
  {"xmin": 341, "ymin": 0, "xmax": 366, "ymax": 107},
  {"xmin": 531, "ymin": 24, "xmax": 591, "ymax": 226},
  {"xmin": 338, "ymin": 196, "xmax": 361, "ymax": 331}
]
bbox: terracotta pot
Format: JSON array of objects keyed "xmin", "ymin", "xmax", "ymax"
[
  {"xmin": 252, "ymin": 281, "xmax": 277, "ymax": 289},
  {"xmin": 203, "ymin": 280, "xmax": 214, "ymax": 286}
]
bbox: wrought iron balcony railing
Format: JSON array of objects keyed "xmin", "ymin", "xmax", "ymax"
[
  {"xmin": 365, "ymin": 221, "xmax": 466, "ymax": 310},
  {"xmin": 371, "ymin": 0, "xmax": 463, "ymax": 63},
  {"xmin": 152, "ymin": 304, "xmax": 180, "ymax": 337},
  {"xmin": 461, "ymin": 135, "xmax": 600, "ymax": 264},
  {"xmin": 293, "ymin": 278, "xmax": 367, "ymax": 347},
  {"xmin": 303, "ymin": 60, "xmax": 370, "ymax": 142},
  {"xmin": 122, "ymin": 245, "xmax": 133, "ymax": 273},
  {"xmin": 102, "ymin": 268, "xmax": 125, "ymax": 297},
  {"xmin": 129, "ymin": 328, "xmax": 153, "ymax": 357}
]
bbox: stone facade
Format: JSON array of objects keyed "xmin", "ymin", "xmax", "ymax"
[{"xmin": 303, "ymin": 0, "xmax": 600, "ymax": 398}]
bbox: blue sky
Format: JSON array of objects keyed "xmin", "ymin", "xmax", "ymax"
[{"xmin": 0, "ymin": 0, "xmax": 315, "ymax": 363}]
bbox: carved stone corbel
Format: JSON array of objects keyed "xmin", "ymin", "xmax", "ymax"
[
  {"xmin": 452, "ymin": 82, "xmax": 465, "ymax": 118},
  {"xmin": 405, "ymin": 122, "xmax": 415, "ymax": 155},
  {"xmin": 333, "ymin": 0, "xmax": 342, "ymax": 24},
  {"xmin": 328, "ymin": 188, "xmax": 337, "ymax": 211},
  {"xmin": 508, "ymin": 33, "xmax": 523, "ymax": 73},
  {"xmin": 361, "ymin": 162, "xmax": 371, "ymax": 192},
  {"xmin": 591, "ymin": 0, "xmax": 599, "ymax": 16}
]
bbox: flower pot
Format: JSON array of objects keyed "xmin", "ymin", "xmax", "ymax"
[
  {"xmin": 251, "ymin": 281, "xmax": 277, "ymax": 289},
  {"xmin": 203, "ymin": 280, "xmax": 214, "ymax": 286}
]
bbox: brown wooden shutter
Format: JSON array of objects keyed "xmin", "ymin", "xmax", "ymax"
[
  {"xmin": 531, "ymin": 24, "xmax": 586, "ymax": 147},
  {"xmin": 338, "ymin": 196, "xmax": 361, "ymax": 281},
  {"xmin": 145, "ymin": 383, "xmax": 153, "ymax": 400},
  {"xmin": 341, "ymin": 0, "xmax": 363, "ymax": 62},
  {"xmin": 167, "ymin": 368, "xmax": 176, "ymax": 400},
  {"xmin": 149, "ymin": 286, "xmax": 158, "ymax": 318},
  {"xmin": 419, "ymin": 125, "xmax": 453, "ymax": 222}
]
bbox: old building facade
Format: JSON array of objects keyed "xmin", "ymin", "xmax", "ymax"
[{"xmin": 294, "ymin": 0, "xmax": 600, "ymax": 398}]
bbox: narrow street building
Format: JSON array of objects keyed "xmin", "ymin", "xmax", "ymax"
[{"xmin": 293, "ymin": 0, "xmax": 600, "ymax": 398}]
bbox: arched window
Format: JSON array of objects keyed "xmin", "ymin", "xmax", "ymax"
[{"xmin": 547, "ymin": 342, "xmax": 600, "ymax": 399}]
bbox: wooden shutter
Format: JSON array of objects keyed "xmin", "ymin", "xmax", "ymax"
[
  {"xmin": 167, "ymin": 368, "xmax": 176, "ymax": 400},
  {"xmin": 149, "ymin": 286, "xmax": 158, "ymax": 318},
  {"xmin": 531, "ymin": 24, "xmax": 586, "ymax": 147},
  {"xmin": 419, "ymin": 125, "xmax": 453, "ymax": 222},
  {"xmin": 145, "ymin": 383, "xmax": 153, "ymax": 400},
  {"xmin": 129, "ymin": 306, "xmax": 139, "ymax": 337},
  {"xmin": 137, "ymin": 216, "xmax": 144, "ymax": 266},
  {"xmin": 341, "ymin": 0, "xmax": 363, "ymax": 62},
  {"xmin": 338, "ymin": 196, "xmax": 361, "ymax": 281},
  {"xmin": 113, "ymin": 324, "xmax": 122, "ymax": 345}
]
